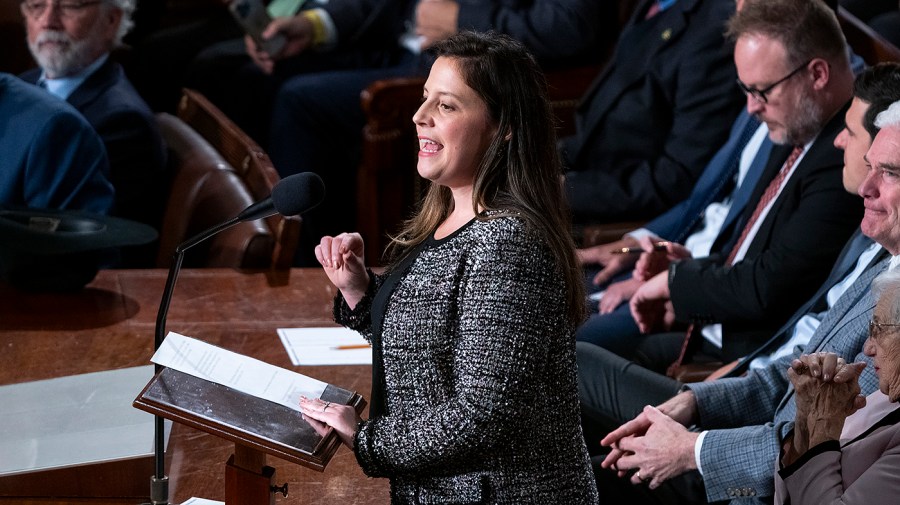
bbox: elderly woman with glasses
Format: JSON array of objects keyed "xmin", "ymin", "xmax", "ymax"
[{"xmin": 774, "ymin": 268, "xmax": 900, "ymax": 504}]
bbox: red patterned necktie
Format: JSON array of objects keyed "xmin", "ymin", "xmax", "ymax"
[{"xmin": 725, "ymin": 145, "xmax": 804, "ymax": 265}]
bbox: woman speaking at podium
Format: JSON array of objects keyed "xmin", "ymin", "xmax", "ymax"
[{"xmin": 299, "ymin": 31, "xmax": 597, "ymax": 504}]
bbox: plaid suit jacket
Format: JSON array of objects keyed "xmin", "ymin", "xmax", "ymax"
[{"xmin": 686, "ymin": 253, "xmax": 891, "ymax": 503}]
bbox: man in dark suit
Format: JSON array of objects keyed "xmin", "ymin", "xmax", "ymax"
[
  {"xmin": 621, "ymin": 0, "xmax": 861, "ymax": 369},
  {"xmin": 19, "ymin": 0, "xmax": 167, "ymax": 247},
  {"xmin": 576, "ymin": 37, "xmax": 900, "ymax": 505},
  {"xmin": 574, "ymin": 111, "xmax": 773, "ymax": 355},
  {"xmin": 561, "ymin": 0, "xmax": 744, "ymax": 223}
]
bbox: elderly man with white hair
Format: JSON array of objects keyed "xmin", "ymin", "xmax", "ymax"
[
  {"xmin": 588, "ymin": 86, "xmax": 900, "ymax": 504},
  {"xmin": 19, "ymin": 0, "xmax": 167, "ymax": 256},
  {"xmin": 775, "ymin": 109, "xmax": 900, "ymax": 498}
]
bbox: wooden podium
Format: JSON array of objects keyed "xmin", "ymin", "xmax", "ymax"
[{"xmin": 134, "ymin": 367, "xmax": 366, "ymax": 504}]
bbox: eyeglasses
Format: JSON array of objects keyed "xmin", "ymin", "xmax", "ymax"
[
  {"xmin": 736, "ymin": 60, "xmax": 811, "ymax": 104},
  {"xmin": 20, "ymin": 0, "xmax": 103, "ymax": 19},
  {"xmin": 869, "ymin": 320, "xmax": 900, "ymax": 340}
]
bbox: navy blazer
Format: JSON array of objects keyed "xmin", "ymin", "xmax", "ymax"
[
  {"xmin": 669, "ymin": 103, "xmax": 864, "ymax": 360},
  {"xmin": 22, "ymin": 58, "xmax": 167, "ymax": 232},
  {"xmin": 0, "ymin": 73, "xmax": 113, "ymax": 212},
  {"xmin": 561, "ymin": 0, "xmax": 744, "ymax": 222}
]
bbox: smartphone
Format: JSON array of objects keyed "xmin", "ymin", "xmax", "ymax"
[{"xmin": 228, "ymin": 0, "xmax": 287, "ymax": 55}]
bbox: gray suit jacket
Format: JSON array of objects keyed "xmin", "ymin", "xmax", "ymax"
[
  {"xmin": 686, "ymin": 253, "xmax": 891, "ymax": 503},
  {"xmin": 774, "ymin": 407, "xmax": 900, "ymax": 504}
]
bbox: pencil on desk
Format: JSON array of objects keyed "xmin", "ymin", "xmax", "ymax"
[{"xmin": 334, "ymin": 344, "xmax": 372, "ymax": 350}]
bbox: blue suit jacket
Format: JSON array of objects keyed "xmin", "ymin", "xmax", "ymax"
[
  {"xmin": 561, "ymin": 0, "xmax": 744, "ymax": 222},
  {"xmin": 21, "ymin": 58, "xmax": 167, "ymax": 231},
  {"xmin": 645, "ymin": 111, "xmax": 771, "ymax": 243},
  {"xmin": 0, "ymin": 73, "xmax": 113, "ymax": 212}
]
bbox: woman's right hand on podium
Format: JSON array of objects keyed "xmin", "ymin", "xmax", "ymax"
[
  {"xmin": 315, "ymin": 233, "xmax": 369, "ymax": 309},
  {"xmin": 299, "ymin": 396, "xmax": 362, "ymax": 450}
]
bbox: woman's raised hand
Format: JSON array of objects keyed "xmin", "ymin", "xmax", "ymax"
[{"xmin": 315, "ymin": 233, "xmax": 369, "ymax": 308}]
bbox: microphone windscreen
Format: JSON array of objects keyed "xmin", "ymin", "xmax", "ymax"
[{"xmin": 271, "ymin": 172, "xmax": 326, "ymax": 216}]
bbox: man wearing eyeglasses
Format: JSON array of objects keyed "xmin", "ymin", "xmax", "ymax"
[
  {"xmin": 577, "ymin": 0, "xmax": 860, "ymax": 376},
  {"xmin": 18, "ymin": 0, "xmax": 167, "ymax": 265},
  {"xmin": 578, "ymin": 47, "xmax": 900, "ymax": 505},
  {"xmin": 573, "ymin": 2, "xmax": 900, "ymax": 504}
]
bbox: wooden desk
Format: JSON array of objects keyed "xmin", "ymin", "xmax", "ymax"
[{"xmin": 0, "ymin": 268, "xmax": 389, "ymax": 505}]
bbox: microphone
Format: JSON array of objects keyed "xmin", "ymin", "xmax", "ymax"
[
  {"xmin": 237, "ymin": 172, "xmax": 326, "ymax": 222},
  {"xmin": 180, "ymin": 172, "xmax": 325, "ymax": 252},
  {"xmin": 148, "ymin": 172, "xmax": 324, "ymax": 505}
]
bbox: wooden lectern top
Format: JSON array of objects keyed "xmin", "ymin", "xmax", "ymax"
[{"xmin": 134, "ymin": 367, "xmax": 366, "ymax": 472}]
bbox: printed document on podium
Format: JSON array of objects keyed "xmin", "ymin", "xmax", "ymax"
[{"xmin": 152, "ymin": 332, "xmax": 327, "ymax": 413}]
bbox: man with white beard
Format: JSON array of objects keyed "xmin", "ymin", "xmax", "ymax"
[{"xmin": 19, "ymin": 0, "xmax": 167, "ymax": 263}]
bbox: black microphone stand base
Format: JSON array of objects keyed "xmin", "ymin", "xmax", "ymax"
[{"xmin": 150, "ymin": 475, "xmax": 169, "ymax": 505}]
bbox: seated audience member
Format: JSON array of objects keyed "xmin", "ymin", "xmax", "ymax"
[
  {"xmin": 218, "ymin": 0, "xmax": 612, "ymax": 264},
  {"xmin": 298, "ymin": 32, "xmax": 597, "ymax": 502},
  {"xmin": 577, "ymin": 0, "xmax": 860, "ymax": 301},
  {"xmin": 578, "ymin": 0, "xmax": 861, "ymax": 370},
  {"xmin": 576, "ymin": 70, "xmax": 900, "ymax": 504},
  {"xmin": 186, "ymin": 0, "xmax": 618, "ymax": 137},
  {"xmin": 19, "ymin": 0, "xmax": 168, "ymax": 243},
  {"xmin": 0, "ymin": 72, "xmax": 154, "ymax": 291},
  {"xmin": 577, "ymin": 0, "xmax": 864, "ymax": 340},
  {"xmin": 560, "ymin": 0, "xmax": 744, "ymax": 223},
  {"xmin": 0, "ymin": 72, "xmax": 112, "ymax": 212},
  {"xmin": 576, "ymin": 110, "xmax": 768, "ymax": 292},
  {"xmin": 776, "ymin": 269, "xmax": 900, "ymax": 503},
  {"xmin": 575, "ymin": 114, "xmax": 774, "ymax": 356},
  {"xmin": 127, "ymin": 0, "xmax": 306, "ymax": 113},
  {"xmin": 186, "ymin": 0, "xmax": 612, "ymax": 145}
]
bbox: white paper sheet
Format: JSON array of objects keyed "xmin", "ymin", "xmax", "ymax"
[
  {"xmin": 180, "ymin": 498, "xmax": 224, "ymax": 505},
  {"xmin": 151, "ymin": 332, "xmax": 327, "ymax": 412},
  {"xmin": 278, "ymin": 327, "xmax": 373, "ymax": 366}
]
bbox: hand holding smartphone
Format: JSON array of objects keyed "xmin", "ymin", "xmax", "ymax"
[{"xmin": 229, "ymin": 0, "xmax": 287, "ymax": 55}]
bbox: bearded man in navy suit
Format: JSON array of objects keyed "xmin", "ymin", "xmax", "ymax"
[{"xmin": 20, "ymin": 0, "xmax": 167, "ymax": 248}]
